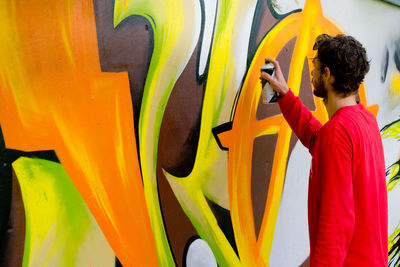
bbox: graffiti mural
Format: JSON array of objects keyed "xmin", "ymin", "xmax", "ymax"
[
  {"xmin": 381, "ymin": 33, "xmax": 400, "ymax": 267},
  {"xmin": 382, "ymin": 118, "xmax": 400, "ymax": 267},
  {"xmin": 0, "ymin": 0, "xmax": 399, "ymax": 266},
  {"xmin": 375, "ymin": 7, "xmax": 400, "ymax": 267}
]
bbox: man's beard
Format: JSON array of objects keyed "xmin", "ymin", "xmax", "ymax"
[{"xmin": 312, "ymin": 76, "xmax": 328, "ymax": 100}]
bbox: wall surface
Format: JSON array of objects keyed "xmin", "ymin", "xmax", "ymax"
[{"xmin": 0, "ymin": 0, "xmax": 399, "ymax": 266}]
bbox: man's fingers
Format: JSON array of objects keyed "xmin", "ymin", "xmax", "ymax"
[
  {"xmin": 265, "ymin": 58, "xmax": 281, "ymax": 72},
  {"xmin": 260, "ymin": 71, "xmax": 273, "ymax": 82}
]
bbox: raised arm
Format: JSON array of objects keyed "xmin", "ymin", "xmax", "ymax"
[{"xmin": 260, "ymin": 58, "xmax": 322, "ymax": 151}]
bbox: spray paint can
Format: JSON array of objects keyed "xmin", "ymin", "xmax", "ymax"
[{"xmin": 260, "ymin": 63, "xmax": 277, "ymax": 104}]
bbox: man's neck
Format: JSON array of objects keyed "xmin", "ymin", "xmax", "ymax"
[{"xmin": 324, "ymin": 91, "xmax": 358, "ymax": 119}]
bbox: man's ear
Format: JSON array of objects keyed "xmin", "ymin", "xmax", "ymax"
[{"xmin": 324, "ymin": 66, "xmax": 335, "ymax": 84}]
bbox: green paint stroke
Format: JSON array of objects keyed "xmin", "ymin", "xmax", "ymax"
[
  {"xmin": 382, "ymin": 118, "xmax": 400, "ymax": 266},
  {"xmin": 381, "ymin": 118, "xmax": 400, "ymax": 141},
  {"xmin": 12, "ymin": 157, "xmax": 114, "ymax": 267},
  {"xmin": 381, "ymin": 118, "xmax": 400, "ymax": 191},
  {"xmin": 389, "ymin": 223, "xmax": 400, "ymax": 267},
  {"xmin": 114, "ymin": 0, "xmax": 201, "ymax": 265}
]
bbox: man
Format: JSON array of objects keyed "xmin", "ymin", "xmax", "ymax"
[{"xmin": 260, "ymin": 34, "xmax": 388, "ymax": 266}]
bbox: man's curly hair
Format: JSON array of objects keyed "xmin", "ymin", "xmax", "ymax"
[{"xmin": 313, "ymin": 34, "xmax": 370, "ymax": 97}]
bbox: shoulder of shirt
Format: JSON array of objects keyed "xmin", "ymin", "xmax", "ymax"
[
  {"xmin": 323, "ymin": 115, "xmax": 347, "ymax": 131},
  {"xmin": 319, "ymin": 116, "xmax": 351, "ymax": 146}
]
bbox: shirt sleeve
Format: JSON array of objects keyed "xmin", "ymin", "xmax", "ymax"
[
  {"xmin": 310, "ymin": 124, "xmax": 355, "ymax": 266},
  {"xmin": 278, "ymin": 89, "xmax": 322, "ymax": 152}
]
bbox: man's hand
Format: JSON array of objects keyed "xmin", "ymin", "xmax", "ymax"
[{"xmin": 260, "ymin": 58, "xmax": 289, "ymax": 96}]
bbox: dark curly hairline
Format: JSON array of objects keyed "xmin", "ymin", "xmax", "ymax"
[{"xmin": 313, "ymin": 34, "xmax": 370, "ymax": 97}]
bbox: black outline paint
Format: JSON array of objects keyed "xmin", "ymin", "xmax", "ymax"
[{"xmin": 212, "ymin": 122, "xmax": 233, "ymax": 151}]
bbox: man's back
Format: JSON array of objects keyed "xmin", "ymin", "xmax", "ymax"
[
  {"xmin": 278, "ymin": 90, "xmax": 388, "ymax": 266},
  {"xmin": 309, "ymin": 104, "xmax": 388, "ymax": 266}
]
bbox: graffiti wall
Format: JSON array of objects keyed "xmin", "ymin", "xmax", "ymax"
[{"xmin": 0, "ymin": 0, "xmax": 399, "ymax": 266}]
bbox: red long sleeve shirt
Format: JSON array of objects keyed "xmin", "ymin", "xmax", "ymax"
[{"xmin": 278, "ymin": 90, "xmax": 388, "ymax": 266}]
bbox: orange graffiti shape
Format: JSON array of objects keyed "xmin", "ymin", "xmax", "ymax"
[{"xmin": 0, "ymin": 0, "xmax": 158, "ymax": 266}]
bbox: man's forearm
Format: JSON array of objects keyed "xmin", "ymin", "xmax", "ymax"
[{"xmin": 278, "ymin": 89, "xmax": 322, "ymax": 151}]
